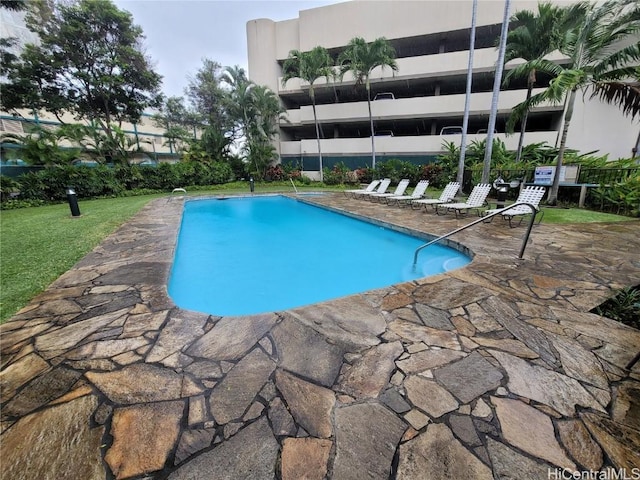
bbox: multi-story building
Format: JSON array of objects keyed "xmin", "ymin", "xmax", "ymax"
[{"xmin": 246, "ymin": 0, "xmax": 639, "ymax": 179}]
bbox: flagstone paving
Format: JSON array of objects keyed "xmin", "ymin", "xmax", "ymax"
[{"xmin": 1, "ymin": 192, "xmax": 639, "ymax": 479}]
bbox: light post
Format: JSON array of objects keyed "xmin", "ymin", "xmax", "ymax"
[{"xmin": 65, "ymin": 187, "xmax": 81, "ymax": 217}]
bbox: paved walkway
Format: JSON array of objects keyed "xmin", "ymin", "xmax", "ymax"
[{"xmin": 1, "ymin": 192, "xmax": 639, "ymax": 480}]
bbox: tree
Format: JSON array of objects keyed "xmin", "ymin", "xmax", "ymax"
[
  {"xmin": 481, "ymin": 0, "xmax": 511, "ymax": 184},
  {"xmin": 338, "ymin": 37, "xmax": 398, "ymax": 170},
  {"xmin": 282, "ymin": 46, "xmax": 334, "ymax": 181},
  {"xmin": 153, "ymin": 96, "xmax": 194, "ymax": 154},
  {"xmin": 508, "ymin": 0, "xmax": 640, "ymax": 204},
  {"xmin": 457, "ymin": 0, "xmax": 478, "ymax": 190},
  {"xmin": 1, "ymin": 0, "xmax": 162, "ymax": 163},
  {"xmin": 503, "ymin": 2, "xmax": 565, "ymax": 162}
]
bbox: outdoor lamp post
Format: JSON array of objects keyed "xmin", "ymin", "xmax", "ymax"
[
  {"xmin": 249, "ymin": 177, "xmax": 255, "ymax": 193},
  {"xmin": 65, "ymin": 187, "xmax": 81, "ymax": 217}
]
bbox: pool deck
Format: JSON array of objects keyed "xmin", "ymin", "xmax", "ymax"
[{"xmin": 1, "ymin": 192, "xmax": 639, "ymax": 479}]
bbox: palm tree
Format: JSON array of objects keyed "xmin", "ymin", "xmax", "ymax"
[
  {"xmin": 502, "ymin": 2, "xmax": 565, "ymax": 162},
  {"xmin": 508, "ymin": 0, "xmax": 640, "ymax": 204},
  {"xmin": 481, "ymin": 0, "xmax": 511, "ymax": 184},
  {"xmin": 282, "ymin": 46, "xmax": 334, "ymax": 181},
  {"xmin": 457, "ymin": 0, "xmax": 478, "ymax": 190},
  {"xmin": 338, "ymin": 37, "xmax": 398, "ymax": 170}
]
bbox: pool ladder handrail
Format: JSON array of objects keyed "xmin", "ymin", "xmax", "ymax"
[{"xmin": 412, "ymin": 201, "xmax": 540, "ymax": 267}]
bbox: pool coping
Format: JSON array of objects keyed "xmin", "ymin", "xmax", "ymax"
[{"xmin": 1, "ymin": 192, "xmax": 639, "ymax": 479}]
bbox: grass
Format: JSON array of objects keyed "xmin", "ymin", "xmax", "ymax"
[
  {"xmin": 0, "ymin": 194, "xmax": 163, "ymax": 322},
  {"xmin": 1, "ymin": 186, "xmax": 636, "ymax": 323}
]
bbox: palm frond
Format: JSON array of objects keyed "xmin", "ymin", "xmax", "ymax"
[{"xmin": 590, "ymin": 80, "xmax": 640, "ymax": 118}]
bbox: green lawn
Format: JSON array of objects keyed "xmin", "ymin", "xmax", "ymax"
[
  {"xmin": 0, "ymin": 188, "xmax": 636, "ymax": 323},
  {"xmin": 1, "ymin": 194, "xmax": 162, "ymax": 322}
]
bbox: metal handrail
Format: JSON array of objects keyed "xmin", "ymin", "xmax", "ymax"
[{"xmin": 412, "ymin": 202, "xmax": 539, "ymax": 268}]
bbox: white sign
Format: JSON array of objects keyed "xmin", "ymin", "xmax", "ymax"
[{"xmin": 534, "ymin": 166, "xmax": 555, "ymax": 185}]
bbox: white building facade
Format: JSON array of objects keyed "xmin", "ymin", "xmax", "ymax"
[{"xmin": 246, "ymin": 0, "xmax": 639, "ymax": 177}]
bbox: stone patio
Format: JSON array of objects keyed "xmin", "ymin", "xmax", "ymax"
[{"xmin": 1, "ymin": 192, "xmax": 639, "ymax": 480}]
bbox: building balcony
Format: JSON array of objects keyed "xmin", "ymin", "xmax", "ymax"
[
  {"xmin": 281, "ymin": 88, "xmax": 561, "ymax": 126},
  {"xmin": 279, "ymin": 131, "xmax": 558, "ymax": 157}
]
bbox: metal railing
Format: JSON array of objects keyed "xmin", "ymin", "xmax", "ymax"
[{"xmin": 412, "ymin": 202, "xmax": 540, "ymax": 268}]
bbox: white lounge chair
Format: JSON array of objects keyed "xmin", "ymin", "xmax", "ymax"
[
  {"xmin": 386, "ymin": 180, "xmax": 429, "ymax": 206},
  {"xmin": 435, "ymin": 183, "xmax": 492, "ymax": 217},
  {"xmin": 368, "ymin": 179, "xmax": 410, "ymax": 202},
  {"xmin": 483, "ymin": 185, "xmax": 546, "ymax": 227},
  {"xmin": 354, "ymin": 178, "xmax": 391, "ymax": 199},
  {"xmin": 344, "ymin": 179, "xmax": 380, "ymax": 198},
  {"xmin": 411, "ymin": 182, "xmax": 460, "ymax": 211}
]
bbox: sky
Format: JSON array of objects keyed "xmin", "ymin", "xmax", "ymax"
[{"xmin": 113, "ymin": 0, "xmax": 344, "ymax": 99}]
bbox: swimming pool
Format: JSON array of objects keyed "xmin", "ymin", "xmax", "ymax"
[{"xmin": 168, "ymin": 195, "xmax": 471, "ymax": 316}]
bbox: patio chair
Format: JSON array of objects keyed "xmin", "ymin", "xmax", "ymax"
[
  {"xmin": 435, "ymin": 183, "xmax": 492, "ymax": 217},
  {"xmin": 368, "ymin": 179, "xmax": 410, "ymax": 202},
  {"xmin": 411, "ymin": 182, "xmax": 460, "ymax": 211},
  {"xmin": 344, "ymin": 179, "xmax": 380, "ymax": 198},
  {"xmin": 483, "ymin": 185, "xmax": 546, "ymax": 227},
  {"xmin": 386, "ymin": 180, "xmax": 429, "ymax": 206},
  {"xmin": 354, "ymin": 178, "xmax": 391, "ymax": 199}
]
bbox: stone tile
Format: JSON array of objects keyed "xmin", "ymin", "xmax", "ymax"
[
  {"xmin": 209, "ymin": 348, "xmax": 276, "ymax": 424},
  {"xmin": 243, "ymin": 401, "xmax": 264, "ymax": 421},
  {"xmin": 472, "ymin": 336, "xmax": 539, "ymax": 359},
  {"xmin": 175, "ymin": 428, "xmax": 216, "ymax": 465},
  {"xmin": 404, "ymin": 409, "xmax": 430, "ymax": 430},
  {"xmin": 581, "ymin": 412, "xmax": 640, "ymax": 470},
  {"xmin": 2, "ymin": 367, "xmax": 82, "ymax": 418},
  {"xmin": 188, "ymin": 395, "xmax": 209, "ymax": 426},
  {"xmin": 0, "ymin": 322, "xmax": 52, "ymax": 352},
  {"xmin": 268, "ymin": 397, "xmax": 297, "ymax": 436},
  {"xmin": 1, "ymin": 395, "xmax": 105, "ymax": 480},
  {"xmin": 450, "ymin": 315, "xmax": 476, "ymax": 336},
  {"xmin": 465, "ymin": 302, "xmax": 503, "ymax": 332},
  {"xmin": 168, "ymin": 418, "xmax": 279, "ymax": 480},
  {"xmin": 415, "ymin": 304, "xmax": 454, "ymax": 330},
  {"xmin": 472, "ymin": 398, "xmax": 493, "ymax": 419},
  {"xmin": 0, "ymin": 352, "xmax": 50, "ymax": 403},
  {"xmin": 611, "ymin": 381, "xmax": 640, "ymax": 432},
  {"xmin": 381, "ymin": 292, "xmax": 413, "ymax": 310},
  {"xmin": 275, "ymin": 369, "xmax": 335, "ymax": 438},
  {"xmin": 490, "ymin": 350, "xmax": 605, "ymax": 416},
  {"xmin": 396, "ymin": 423, "xmax": 493, "ymax": 479},
  {"xmin": 492, "ymin": 396, "xmax": 576, "ymax": 470},
  {"xmin": 482, "ymin": 296, "xmax": 558, "ymax": 366},
  {"xmin": 146, "ymin": 310, "xmax": 207, "ymax": 362},
  {"xmin": 433, "ymin": 351, "xmax": 504, "ymax": 403},
  {"xmin": 271, "ymin": 316, "xmax": 345, "ymax": 387},
  {"xmin": 120, "ymin": 311, "xmax": 168, "ymax": 338},
  {"xmin": 106, "ymin": 400, "xmax": 183, "ymax": 479},
  {"xmin": 379, "ymin": 388, "xmax": 411, "ymax": 414},
  {"xmin": 557, "ymin": 419, "xmax": 603, "ymax": 471},
  {"xmin": 404, "ymin": 375, "xmax": 458, "ymax": 418},
  {"xmin": 550, "ymin": 335, "xmax": 609, "ymax": 390},
  {"xmin": 388, "ymin": 319, "xmax": 460, "ymax": 349},
  {"xmin": 413, "ymin": 278, "xmax": 493, "ymax": 309},
  {"xmin": 85, "ymin": 363, "xmax": 184, "ymax": 404},
  {"xmin": 396, "ymin": 347, "xmax": 465, "ymax": 374},
  {"xmin": 337, "ymin": 341, "xmax": 403, "ymax": 399},
  {"xmin": 449, "ymin": 414, "xmax": 482, "ymax": 447},
  {"xmin": 34, "ymin": 307, "xmax": 130, "ymax": 355},
  {"xmin": 486, "ymin": 437, "xmax": 553, "ymax": 480},
  {"xmin": 66, "ymin": 337, "xmax": 149, "ymax": 360},
  {"xmin": 281, "ymin": 437, "xmax": 332, "ymax": 480},
  {"xmin": 286, "ymin": 295, "xmax": 386, "ymax": 350},
  {"xmin": 186, "ymin": 313, "xmax": 277, "ymax": 361},
  {"xmin": 332, "ymin": 403, "xmax": 406, "ymax": 479},
  {"xmin": 184, "ymin": 360, "xmax": 222, "ymax": 379},
  {"xmin": 96, "ymin": 261, "xmax": 169, "ymax": 285}
]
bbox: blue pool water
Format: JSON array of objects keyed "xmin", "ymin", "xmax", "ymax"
[{"xmin": 168, "ymin": 196, "xmax": 470, "ymax": 316}]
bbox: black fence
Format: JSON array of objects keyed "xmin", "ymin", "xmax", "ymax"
[{"xmin": 466, "ymin": 167, "xmax": 639, "ymax": 186}]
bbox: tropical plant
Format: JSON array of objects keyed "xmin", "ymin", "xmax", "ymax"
[
  {"xmin": 1, "ymin": 126, "xmax": 79, "ymax": 167},
  {"xmin": 282, "ymin": 46, "xmax": 334, "ymax": 181},
  {"xmin": 481, "ymin": 0, "xmax": 512, "ymax": 183},
  {"xmin": 594, "ymin": 286, "xmax": 640, "ymax": 329},
  {"xmin": 507, "ymin": 0, "xmax": 640, "ymax": 204},
  {"xmin": 1, "ymin": 0, "xmax": 162, "ymax": 158},
  {"xmin": 338, "ymin": 37, "xmax": 398, "ymax": 170},
  {"xmin": 503, "ymin": 2, "xmax": 565, "ymax": 162}
]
